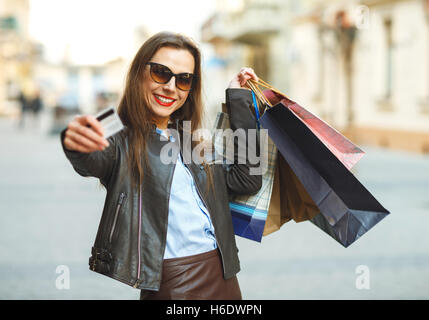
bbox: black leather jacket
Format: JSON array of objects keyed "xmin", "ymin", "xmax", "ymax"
[{"xmin": 61, "ymin": 88, "xmax": 262, "ymax": 291}]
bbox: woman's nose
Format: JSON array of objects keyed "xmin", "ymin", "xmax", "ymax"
[{"xmin": 163, "ymin": 76, "xmax": 176, "ymax": 92}]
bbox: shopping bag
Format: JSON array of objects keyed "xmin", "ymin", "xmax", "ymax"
[
  {"xmin": 262, "ymin": 146, "xmax": 321, "ymax": 236},
  {"xmin": 262, "ymin": 154, "xmax": 283, "ymax": 235},
  {"xmin": 259, "ymin": 93, "xmax": 390, "ymax": 247},
  {"xmin": 228, "ymin": 136, "xmax": 277, "ymax": 242},
  {"xmin": 263, "ymin": 90, "xmax": 365, "ymax": 170},
  {"xmin": 259, "ymin": 86, "xmax": 365, "ymax": 238},
  {"xmin": 213, "ymin": 95, "xmax": 277, "ymax": 242}
]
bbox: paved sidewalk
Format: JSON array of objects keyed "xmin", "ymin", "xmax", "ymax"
[{"xmin": 0, "ymin": 114, "xmax": 428, "ymax": 299}]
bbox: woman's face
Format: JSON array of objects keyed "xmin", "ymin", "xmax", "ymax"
[{"xmin": 142, "ymin": 46, "xmax": 195, "ymax": 129}]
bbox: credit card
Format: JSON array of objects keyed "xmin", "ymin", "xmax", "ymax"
[{"xmin": 95, "ymin": 107, "xmax": 124, "ymax": 139}]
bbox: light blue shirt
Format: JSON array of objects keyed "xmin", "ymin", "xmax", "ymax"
[{"xmin": 156, "ymin": 127, "xmax": 217, "ymax": 259}]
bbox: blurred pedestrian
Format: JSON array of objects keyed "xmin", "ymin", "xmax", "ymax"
[
  {"xmin": 29, "ymin": 90, "xmax": 44, "ymax": 128},
  {"xmin": 60, "ymin": 31, "xmax": 262, "ymax": 300},
  {"xmin": 18, "ymin": 90, "xmax": 29, "ymax": 129}
]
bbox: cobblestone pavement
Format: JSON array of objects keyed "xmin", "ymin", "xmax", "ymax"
[{"xmin": 1, "ymin": 113, "xmax": 428, "ymax": 299}]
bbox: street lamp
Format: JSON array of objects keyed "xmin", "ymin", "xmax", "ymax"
[
  {"xmin": 424, "ymin": 0, "xmax": 429, "ymax": 22},
  {"xmin": 423, "ymin": 0, "xmax": 429, "ymax": 108},
  {"xmin": 333, "ymin": 10, "xmax": 357, "ymax": 129}
]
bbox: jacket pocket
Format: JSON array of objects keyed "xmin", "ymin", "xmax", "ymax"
[
  {"xmin": 89, "ymin": 247, "xmax": 112, "ymax": 273},
  {"xmin": 108, "ymin": 192, "xmax": 126, "ymax": 244}
]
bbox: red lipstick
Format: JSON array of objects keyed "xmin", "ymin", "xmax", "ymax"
[{"xmin": 153, "ymin": 94, "xmax": 176, "ymax": 107}]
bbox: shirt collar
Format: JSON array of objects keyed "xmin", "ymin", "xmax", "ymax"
[{"xmin": 155, "ymin": 126, "xmax": 176, "ymax": 142}]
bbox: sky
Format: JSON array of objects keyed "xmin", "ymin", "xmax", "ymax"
[{"xmin": 28, "ymin": 0, "xmax": 217, "ymax": 65}]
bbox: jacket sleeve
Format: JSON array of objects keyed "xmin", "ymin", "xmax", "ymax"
[
  {"xmin": 222, "ymin": 88, "xmax": 262, "ymax": 196},
  {"xmin": 60, "ymin": 129, "xmax": 117, "ymax": 186}
]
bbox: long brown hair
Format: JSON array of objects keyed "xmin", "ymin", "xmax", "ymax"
[{"xmin": 118, "ymin": 31, "xmax": 214, "ymax": 193}]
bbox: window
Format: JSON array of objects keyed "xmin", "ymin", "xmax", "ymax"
[{"xmin": 377, "ymin": 16, "xmax": 394, "ymax": 111}]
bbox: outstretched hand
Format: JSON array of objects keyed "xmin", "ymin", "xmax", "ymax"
[{"xmin": 63, "ymin": 115, "xmax": 109, "ymax": 153}]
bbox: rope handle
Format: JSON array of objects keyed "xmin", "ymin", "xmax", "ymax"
[
  {"xmin": 251, "ymin": 91, "xmax": 261, "ymax": 129},
  {"xmin": 246, "ymin": 78, "xmax": 289, "ymax": 109}
]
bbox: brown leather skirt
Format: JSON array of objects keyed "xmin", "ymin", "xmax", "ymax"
[{"xmin": 140, "ymin": 249, "xmax": 242, "ymax": 300}]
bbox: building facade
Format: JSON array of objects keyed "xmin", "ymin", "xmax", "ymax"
[
  {"xmin": 0, "ymin": 0, "xmax": 39, "ymax": 117},
  {"xmin": 0, "ymin": 0, "xmax": 150, "ymax": 120},
  {"xmin": 202, "ymin": 0, "xmax": 429, "ymax": 153}
]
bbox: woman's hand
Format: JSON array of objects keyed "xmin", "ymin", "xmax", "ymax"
[
  {"xmin": 63, "ymin": 115, "xmax": 109, "ymax": 153},
  {"xmin": 228, "ymin": 67, "xmax": 259, "ymax": 89}
]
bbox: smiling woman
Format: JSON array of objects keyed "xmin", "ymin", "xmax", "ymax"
[
  {"xmin": 60, "ymin": 31, "xmax": 262, "ymax": 300},
  {"xmin": 142, "ymin": 48, "xmax": 195, "ymax": 129}
]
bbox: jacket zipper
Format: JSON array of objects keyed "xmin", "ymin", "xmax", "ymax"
[
  {"xmin": 176, "ymin": 121, "xmax": 226, "ymax": 274},
  {"xmin": 133, "ymin": 129, "xmax": 175, "ymax": 289},
  {"xmin": 133, "ymin": 185, "xmax": 143, "ymax": 288},
  {"xmin": 185, "ymin": 162, "xmax": 226, "ymax": 276},
  {"xmin": 109, "ymin": 192, "xmax": 126, "ymax": 244}
]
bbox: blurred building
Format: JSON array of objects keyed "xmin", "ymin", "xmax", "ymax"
[
  {"xmin": 201, "ymin": 0, "xmax": 287, "ymax": 128},
  {"xmin": 0, "ymin": 0, "xmax": 151, "ymax": 128},
  {"xmin": 0, "ymin": 0, "xmax": 42, "ymax": 117},
  {"xmin": 31, "ymin": 24, "xmax": 151, "ymax": 115},
  {"xmin": 37, "ymin": 56, "xmax": 131, "ymax": 134},
  {"xmin": 202, "ymin": 0, "xmax": 429, "ymax": 154}
]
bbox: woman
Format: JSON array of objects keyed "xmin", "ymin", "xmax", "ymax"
[{"xmin": 61, "ymin": 31, "xmax": 262, "ymax": 300}]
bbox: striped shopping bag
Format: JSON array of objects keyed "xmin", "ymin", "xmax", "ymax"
[{"xmin": 213, "ymin": 94, "xmax": 277, "ymax": 242}]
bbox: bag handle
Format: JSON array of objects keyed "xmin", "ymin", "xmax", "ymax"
[
  {"xmin": 246, "ymin": 80, "xmax": 272, "ymax": 107},
  {"xmin": 252, "ymin": 78, "xmax": 288, "ymax": 98},
  {"xmin": 246, "ymin": 78, "xmax": 289, "ymax": 109},
  {"xmin": 251, "ymin": 91, "xmax": 261, "ymax": 129}
]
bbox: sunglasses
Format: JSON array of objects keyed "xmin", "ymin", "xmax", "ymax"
[{"xmin": 146, "ymin": 62, "xmax": 195, "ymax": 91}]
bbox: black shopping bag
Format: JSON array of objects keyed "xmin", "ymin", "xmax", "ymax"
[{"xmin": 259, "ymin": 101, "xmax": 390, "ymax": 247}]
